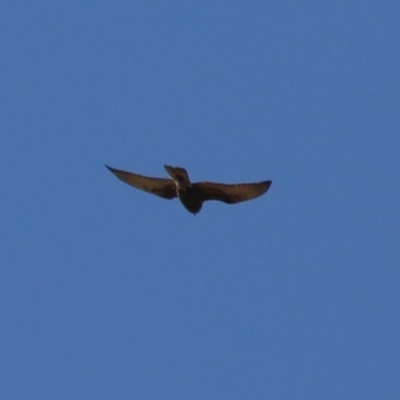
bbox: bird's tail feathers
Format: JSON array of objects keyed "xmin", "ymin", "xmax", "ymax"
[{"xmin": 164, "ymin": 165, "xmax": 191, "ymax": 188}]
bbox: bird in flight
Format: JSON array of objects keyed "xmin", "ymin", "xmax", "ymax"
[{"xmin": 106, "ymin": 164, "xmax": 272, "ymax": 215}]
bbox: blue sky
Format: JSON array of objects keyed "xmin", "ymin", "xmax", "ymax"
[{"xmin": 1, "ymin": 1, "xmax": 399, "ymax": 399}]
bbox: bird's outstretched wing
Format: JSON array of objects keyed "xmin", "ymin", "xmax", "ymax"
[
  {"xmin": 194, "ymin": 181, "xmax": 272, "ymax": 204},
  {"xmin": 106, "ymin": 165, "xmax": 177, "ymax": 199}
]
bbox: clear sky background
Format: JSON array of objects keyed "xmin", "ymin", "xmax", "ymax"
[{"xmin": 1, "ymin": 1, "xmax": 399, "ymax": 399}]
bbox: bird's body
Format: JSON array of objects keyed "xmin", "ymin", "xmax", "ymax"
[
  {"xmin": 176, "ymin": 185, "xmax": 204, "ymax": 214},
  {"xmin": 106, "ymin": 164, "xmax": 272, "ymax": 215}
]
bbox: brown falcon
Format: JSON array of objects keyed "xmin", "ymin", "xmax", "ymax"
[{"xmin": 106, "ymin": 165, "xmax": 272, "ymax": 215}]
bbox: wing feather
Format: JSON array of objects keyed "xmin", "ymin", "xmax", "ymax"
[
  {"xmin": 194, "ymin": 181, "xmax": 272, "ymax": 204},
  {"xmin": 106, "ymin": 165, "xmax": 177, "ymax": 199}
]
